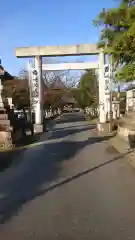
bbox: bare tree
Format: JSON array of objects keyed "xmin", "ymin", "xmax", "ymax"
[{"xmin": 19, "ymin": 68, "xmax": 29, "ymax": 80}]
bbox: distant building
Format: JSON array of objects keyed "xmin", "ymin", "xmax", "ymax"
[{"xmin": 0, "ymin": 65, "xmax": 14, "ymax": 81}]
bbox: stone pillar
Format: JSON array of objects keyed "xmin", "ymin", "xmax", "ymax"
[
  {"xmin": 108, "ymin": 58, "xmax": 113, "ymax": 121},
  {"xmin": 117, "ymin": 101, "xmax": 120, "ymax": 119},
  {"xmin": 112, "ymin": 98, "xmax": 120, "ymax": 120},
  {"xmin": 126, "ymin": 90, "xmax": 134, "ymax": 112},
  {"xmin": 0, "ymin": 78, "xmax": 13, "ymax": 148},
  {"xmin": 0, "ymin": 79, "xmax": 4, "ymax": 108},
  {"xmin": 28, "ymin": 58, "xmax": 43, "ymax": 133},
  {"xmin": 112, "ymin": 106, "xmax": 117, "ymax": 120},
  {"xmin": 112, "ymin": 99, "xmax": 117, "ymax": 120},
  {"xmin": 104, "ymin": 56, "xmax": 113, "ymax": 122},
  {"xmin": 28, "ymin": 61, "xmax": 33, "ymax": 122},
  {"xmin": 105, "ymin": 89, "xmax": 112, "ymax": 121},
  {"xmin": 35, "ymin": 56, "xmax": 43, "ymax": 126},
  {"xmin": 7, "ymin": 97, "xmax": 12, "ymax": 108},
  {"xmin": 97, "ymin": 49, "xmax": 106, "ymax": 131},
  {"xmin": 126, "ymin": 95, "xmax": 129, "ymax": 112}
]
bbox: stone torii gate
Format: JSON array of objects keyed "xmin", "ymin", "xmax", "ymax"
[{"xmin": 15, "ymin": 44, "xmax": 111, "ymax": 132}]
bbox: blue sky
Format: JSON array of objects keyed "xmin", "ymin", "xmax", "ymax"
[{"xmin": 1, "ymin": 0, "xmax": 117, "ymax": 76}]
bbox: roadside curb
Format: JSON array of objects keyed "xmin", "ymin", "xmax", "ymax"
[{"xmin": 109, "ymin": 134, "xmax": 135, "ymax": 169}]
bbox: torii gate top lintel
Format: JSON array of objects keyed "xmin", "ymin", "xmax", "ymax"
[{"xmin": 15, "ymin": 43, "xmax": 100, "ymax": 58}]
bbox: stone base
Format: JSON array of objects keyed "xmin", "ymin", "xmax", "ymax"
[
  {"xmin": 0, "ymin": 114, "xmax": 8, "ymax": 120},
  {"xmin": 34, "ymin": 124, "xmax": 43, "ymax": 134},
  {"xmin": 0, "ymin": 131, "xmax": 13, "ymax": 150},
  {"xmin": 118, "ymin": 110, "xmax": 135, "ymax": 147},
  {"xmin": 0, "ymin": 108, "xmax": 24, "ymax": 150},
  {"xmin": 118, "ymin": 125, "xmax": 131, "ymax": 138},
  {"xmin": 97, "ymin": 122, "xmax": 113, "ymax": 133},
  {"xmin": 118, "ymin": 125, "xmax": 135, "ymax": 148}
]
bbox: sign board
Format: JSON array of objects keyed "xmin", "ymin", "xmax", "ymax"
[
  {"xmin": 104, "ymin": 65, "xmax": 110, "ymax": 94},
  {"xmin": 28, "ymin": 62, "xmax": 40, "ymax": 113}
]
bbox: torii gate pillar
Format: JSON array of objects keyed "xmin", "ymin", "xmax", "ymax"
[
  {"xmin": 97, "ymin": 49, "xmax": 112, "ymax": 132},
  {"xmin": 34, "ymin": 56, "xmax": 43, "ymax": 126},
  {"xmin": 28, "ymin": 56, "xmax": 43, "ymax": 133},
  {"xmin": 98, "ymin": 49, "xmax": 106, "ymax": 124}
]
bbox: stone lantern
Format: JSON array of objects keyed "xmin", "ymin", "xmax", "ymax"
[
  {"xmin": 112, "ymin": 97, "xmax": 120, "ymax": 119},
  {"xmin": 0, "ymin": 65, "xmax": 5, "ymax": 109},
  {"xmin": 0, "ymin": 63, "xmax": 14, "ymax": 149}
]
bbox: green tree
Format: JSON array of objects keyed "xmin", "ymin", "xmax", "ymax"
[
  {"xmin": 94, "ymin": 0, "xmax": 135, "ymax": 81},
  {"xmin": 72, "ymin": 69, "xmax": 98, "ymax": 109}
]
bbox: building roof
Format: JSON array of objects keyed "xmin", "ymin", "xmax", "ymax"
[{"xmin": 0, "ymin": 65, "xmax": 14, "ymax": 81}]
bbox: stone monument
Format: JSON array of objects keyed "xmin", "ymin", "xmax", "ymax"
[
  {"xmin": 126, "ymin": 89, "xmax": 134, "ymax": 112},
  {"xmin": 0, "ymin": 65, "xmax": 13, "ymax": 149},
  {"xmin": 112, "ymin": 97, "xmax": 120, "ymax": 120},
  {"xmin": 118, "ymin": 88, "xmax": 135, "ymax": 147}
]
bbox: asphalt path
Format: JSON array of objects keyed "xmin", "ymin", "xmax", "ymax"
[{"xmin": 0, "ymin": 112, "xmax": 135, "ymax": 239}]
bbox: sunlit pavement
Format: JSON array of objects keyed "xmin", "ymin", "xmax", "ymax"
[{"xmin": 0, "ymin": 112, "xmax": 135, "ymax": 239}]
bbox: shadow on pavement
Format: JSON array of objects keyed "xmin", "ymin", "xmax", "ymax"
[
  {"xmin": 0, "ymin": 133, "xmax": 43, "ymax": 172},
  {"xmin": 0, "ymin": 150, "xmax": 23, "ymax": 172},
  {"xmin": 48, "ymin": 125, "xmax": 95, "ymax": 140},
  {"xmin": 0, "ymin": 118, "xmax": 54, "ymax": 171},
  {"xmin": 53, "ymin": 123, "xmax": 95, "ymax": 132},
  {"xmin": 26, "ymin": 148, "xmax": 135, "ymax": 197},
  {"xmin": 56, "ymin": 113, "xmax": 86, "ymax": 124},
  {"xmin": 0, "ymin": 131, "xmax": 117, "ymax": 225}
]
